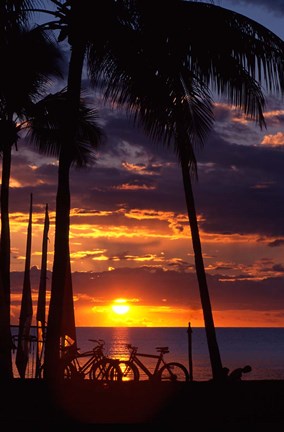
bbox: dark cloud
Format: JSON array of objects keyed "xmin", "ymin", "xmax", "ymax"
[
  {"xmin": 210, "ymin": 274, "xmax": 284, "ymax": 310},
  {"xmin": 268, "ymin": 239, "xmax": 284, "ymax": 247},
  {"xmin": 11, "ymin": 267, "xmax": 284, "ymax": 318},
  {"xmin": 13, "ymin": 101, "xmax": 284, "ymax": 239},
  {"xmin": 272, "ymin": 264, "xmax": 284, "ymax": 273},
  {"xmin": 193, "ymin": 131, "xmax": 284, "ymax": 236}
]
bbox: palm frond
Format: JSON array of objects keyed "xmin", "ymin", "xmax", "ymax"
[
  {"xmin": 0, "ymin": 22, "xmax": 63, "ymax": 118},
  {"xmin": 26, "ymin": 88, "xmax": 104, "ymax": 167},
  {"xmin": 89, "ymin": 0, "xmax": 284, "ymax": 129}
]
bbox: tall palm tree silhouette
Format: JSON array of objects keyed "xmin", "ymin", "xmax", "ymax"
[
  {"xmin": 88, "ymin": 1, "xmax": 284, "ymax": 380},
  {"xmin": 26, "ymin": 88, "xmax": 104, "ymax": 379},
  {"xmin": 0, "ymin": 2, "xmax": 62, "ymax": 379},
  {"xmin": 34, "ymin": 0, "xmax": 284, "ymax": 381},
  {"xmin": 32, "ymin": 0, "xmax": 136, "ymax": 381}
]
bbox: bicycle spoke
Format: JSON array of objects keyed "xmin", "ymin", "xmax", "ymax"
[{"xmin": 90, "ymin": 359, "xmax": 119, "ymax": 382}]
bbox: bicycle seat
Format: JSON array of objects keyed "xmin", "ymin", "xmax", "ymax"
[{"xmin": 156, "ymin": 346, "xmax": 169, "ymax": 353}]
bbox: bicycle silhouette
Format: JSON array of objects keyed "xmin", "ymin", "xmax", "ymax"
[
  {"xmin": 60, "ymin": 338, "xmax": 122, "ymax": 382},
  {"xmin": 116, "ymin": 344, "xmax": 189, "ymax": 382}
]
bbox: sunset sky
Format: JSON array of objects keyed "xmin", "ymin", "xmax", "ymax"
[{"xmin": 8, "ymin": 0, "xmax": 284, "ymax": 328}]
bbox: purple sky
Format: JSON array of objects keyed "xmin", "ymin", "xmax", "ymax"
[{"xmin": 8, "ymin": 0, "xmax": 284, "ymax": 327}]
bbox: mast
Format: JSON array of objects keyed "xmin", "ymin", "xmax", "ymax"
[
  {"xmin": 35, "ymin": 203, "xmax": 49, "ymax": 378},
  {"xmin": 16, "ymin": 193, "xmax": 33, "ymax": 378}
]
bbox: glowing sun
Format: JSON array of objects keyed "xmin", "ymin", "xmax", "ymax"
[{"xmin": 111, "ymin": 298, "xmax": 130, "ymax": 315}]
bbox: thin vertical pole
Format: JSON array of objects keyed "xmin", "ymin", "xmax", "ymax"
[
  {"xmin": 187, "ymin": 322, "xmax": 193, "ymax": 381},
  {"xmin": 16, "ymin": 193, "xmax": 33, "ymax": 378},
  {"xmin": 35, "ymin": 203, "xmax": 49, "ymax": 378}
]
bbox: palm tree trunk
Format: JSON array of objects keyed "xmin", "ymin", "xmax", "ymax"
[
  {"xmin": 181, "ymin": 157, "xmax": 224, "ymax": 381},
  {"xmin": 0, "ymin": 273, "xmax": 12, "ymax": 380},
  {"xmin": 0, "ymin": 142, "xmax": 13, "ymax": 379},
  {"xmin": 44, "ymin": 37, "xmax": 85, "ymax": 382},
  {"xmin": 44, "ymin": 154, "xmax": 72, "ymax": 381}
]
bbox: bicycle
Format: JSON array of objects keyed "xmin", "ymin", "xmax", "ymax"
[
  {"xmin": 116, "ymin": 344, "xmax": 190, "ymax": 382},
  {"xmin": 59, "ymin": 338, "xmax": 122, "ymax": 382}
]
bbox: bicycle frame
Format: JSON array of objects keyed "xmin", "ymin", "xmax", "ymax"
[
  {"xmin": 121, "ymin": 345, "xmax": 190, "ymax": 382},
  {"xmin": 62, "ymin": 339, "xmax": 106, "ymax": 378},
  {"xmin": 70, "ymin": 349, "xmax": 102, "ymax": 377},
  {"xmin": 130, "ymin": 350, "xmax": 166, "ymax": 378}
]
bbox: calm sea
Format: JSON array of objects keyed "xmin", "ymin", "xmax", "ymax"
[
  {"xmin": 75, "ymin": 327, "xmax": 284, "ymax": 381},
  {"xmin": 12, "ymin": 327, "xmax": 284, "ymax": 381}
]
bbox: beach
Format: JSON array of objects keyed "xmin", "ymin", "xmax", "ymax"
[{"xmin": 1, "ymin": 379, "xmax": 283, "ymax": 429}]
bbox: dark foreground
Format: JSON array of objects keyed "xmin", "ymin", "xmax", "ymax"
[{"xmin": 0, "ymin": 379, "xmax": 284, "ymax": 430}]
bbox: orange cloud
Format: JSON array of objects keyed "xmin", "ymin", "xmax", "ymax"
[
  {"xmin": 261, "ymin": 132, "xmax": 284, "ymax": 146},
  {"xmin": 114, "ymin": 183, "xmax": 156, "ymax": 191}
]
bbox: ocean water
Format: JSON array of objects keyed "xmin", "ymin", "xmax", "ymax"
[
  {"xmin": 75, "ymin": 327, "xmax": 284, "ymax": 381},
  {"xmin": 12, "ymin": 327, "xmax": 284, "ymax": 381}
]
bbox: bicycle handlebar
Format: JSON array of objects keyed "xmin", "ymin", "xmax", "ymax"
[
  {"xmin": 126, "ymin": 343, "xmax": 169, "ymax": 355},
  {"xmin": 126, "ymin": 343, "xmax": 138, "ymax": 350}
]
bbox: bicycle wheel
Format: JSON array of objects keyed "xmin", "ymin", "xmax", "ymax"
[
  {"xmin": 37, "ymin": 361, "xmax": 78, "ymax": 379},
  {"xmin": 116, "ymin": 361, "xmax": 140, "ymax": 382},
  {"xmin": 159, "ymin": 362, "xmax": 189, "ymax": 382},
  {"xmin": 61, "ymin": 361, "xmax": 78, "ymax": 379},
  {"xmin": 90, "ymin": 359, "xmax": 121, "ymax": 382}
]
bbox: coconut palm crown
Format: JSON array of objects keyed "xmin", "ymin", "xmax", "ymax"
[{"xmin": 86, "ymin": 0, "xmax": 284, "ymax": 380}]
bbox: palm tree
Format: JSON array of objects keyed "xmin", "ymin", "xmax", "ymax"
[
  {"xmin": 32, "ymin": 0, "xmax": 284, "ymax": 381},
  {"xmin": 26, "ymin": 88, "xmax": 104, "ymax": 380},
  {"xmin": 86, "ymin": 1, "xmax": 284, "ymax": 380},
  {"xmin": 0, "ymin": 4, "xmax": 62, "ymax": 379},
  {"xmin": 28, "ymin": 0, "xmax": 135, "ymax": 381}
]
